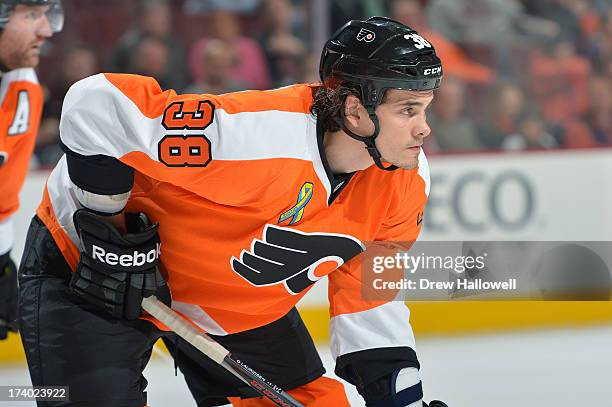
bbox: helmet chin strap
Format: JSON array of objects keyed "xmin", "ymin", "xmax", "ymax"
[{"xmin": 339, "ymin": 107, "xmax": 398, "ymax": 172}]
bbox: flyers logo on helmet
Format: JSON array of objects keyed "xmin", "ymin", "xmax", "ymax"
[
  {"xmin": 158, "ymin": 100, "xmax": 214, "ymax": 167},
  {"xmin": 356, "ymin": 28, "xmax": 376, "ymax": 43},
  {"xmin": 231, "ymin": 225, "xmax": 364, "ymax": 294}
]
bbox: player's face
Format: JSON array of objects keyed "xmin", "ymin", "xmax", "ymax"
[
  {"xmin": 373, "ymin": 89, "xmax": 434, "ymax": 170},
  {"xmin": 0, "ymin": 5, "xmax": 54, "ymax": 69}
]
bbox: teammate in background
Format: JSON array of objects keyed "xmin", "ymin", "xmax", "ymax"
[
  {"xmin": 0, "ymin": 0, "xmax": 63, "ymax": 339},
  {"xmin": 19, "ymin": 17, "xmax": 448, "ymax": 407}
]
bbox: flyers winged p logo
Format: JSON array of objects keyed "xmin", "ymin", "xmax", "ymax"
[
  {"xmin": 231, "ymin": 225, "xmax": 364, "ymax": 295},
  {"xmin": 356, "ymin": 28, "xmax": 376, "ymax": 43}
]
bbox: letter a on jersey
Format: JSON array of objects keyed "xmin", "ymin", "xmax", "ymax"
[
  {"xmin": 8, "ymin": 91, "xmax": 30, "ymax": 136},
  {"xmin": 231, "ymin": 225, "xmax": 365, "ymax": 294}
]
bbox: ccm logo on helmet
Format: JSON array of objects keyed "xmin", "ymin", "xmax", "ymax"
[
  {"xmin": 91, "ymin": 244, "xmax": 161, "ymax": 267},
  {"xmin": 424, "ymin": 67, "xmax": 442, "ymax": 75}
]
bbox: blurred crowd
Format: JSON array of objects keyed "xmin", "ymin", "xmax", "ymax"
[{"xmin": 32, "ymin": 0, "xmax": 612, "ymax": 167}]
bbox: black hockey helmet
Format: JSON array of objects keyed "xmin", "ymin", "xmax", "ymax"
[
  {"xmin": 319, "ymin": 17, "xmax": 442, "ymax": 171},
  {"xmin": 0, "ymin": 0, "xmax": 64, "ymax": 33}
]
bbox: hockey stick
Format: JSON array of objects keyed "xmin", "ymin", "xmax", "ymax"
[{"xmin": 141, "ymin": 296, "xmax": 305, "ymax": 407}]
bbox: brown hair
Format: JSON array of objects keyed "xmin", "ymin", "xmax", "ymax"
[{"xmin": 310, "ymin": 84, "xmax": 361, "ymax": 132}]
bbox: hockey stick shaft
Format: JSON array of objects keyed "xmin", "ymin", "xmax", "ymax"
[{"xmin": 141, "ymin": 296, "xmax": 304, "ymax": 407}]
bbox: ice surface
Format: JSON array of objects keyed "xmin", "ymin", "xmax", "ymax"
[{"xmin": 1, "ymin": 326, "xmax": 611, "ymax": 406}]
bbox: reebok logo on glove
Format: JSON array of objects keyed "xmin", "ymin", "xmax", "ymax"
[{"xmin": 91, "ymin": 243, "xmax": 161, "ymax": 268}]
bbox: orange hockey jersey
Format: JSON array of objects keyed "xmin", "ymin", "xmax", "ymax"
[
  {"xmin": 37, "ymin": 73, "xmax": 430, "ymax": 361},
  {"xmin": 0, "ymin": 68, "xmax": 43, "ymax": 254}
]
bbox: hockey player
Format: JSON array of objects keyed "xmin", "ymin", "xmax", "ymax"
[
  {"xmin": 0, "ymin": 0, "xmax": 63, "ymax": 339},
  {"xmin": 19, "ymin": 17, "xmax": 447, "ymax": 407}
]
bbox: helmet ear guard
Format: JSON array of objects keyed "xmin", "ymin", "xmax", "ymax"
[{"xmin": 319, "ymin": 16, "xmax": 442, "ymax": 171}]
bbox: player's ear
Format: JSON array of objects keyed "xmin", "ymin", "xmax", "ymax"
[{"xmin": 342, "ymin": 95, "xmax": 364, "ymax": 129}]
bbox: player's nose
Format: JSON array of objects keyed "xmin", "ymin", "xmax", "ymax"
[
  {"xmin": 36, "ymin": 15, "xmax": 53, "ymax": 38},
  {"xmin": 414, "ymin": 118, "xmax": 431, "ymax": 140}
]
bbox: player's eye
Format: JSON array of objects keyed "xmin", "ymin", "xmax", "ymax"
[
  {"xmin": 402, "ymin": 107, "xmax": 417, "ymax": 117},
  {"xmin": 26, "ymin": 10, "xmax": 44, "ymax": 20}
]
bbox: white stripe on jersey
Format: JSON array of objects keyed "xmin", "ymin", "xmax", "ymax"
[
  {"xmin": 330, "ymin": 301, "xmax": 416, "ymax": 360},
  {"xmin": 47, "ymin": 156, "xmax": 81, "ymax": 247},
  {"xmin": 0, "ymin": 68, "xmax": 38, "ymax": 104},
  {"xmin": 417, "ymin": 149, "xmax": 430, "ymax": 197},
  {"xmin": 60, "ymin": 74, "xmax": 166, "ymax": 159}
]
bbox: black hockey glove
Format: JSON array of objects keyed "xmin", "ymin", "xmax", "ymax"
[
  {"xmin": 0, "ymin": 251, "xmax": 18, "ymax": 339},
  {"xmin": 70, "ymin": 210, "xmax": 171, "ymax": 320},
  {"xmin": 364, "ymin": 367, "xmax": 450, "ymax": 407}
]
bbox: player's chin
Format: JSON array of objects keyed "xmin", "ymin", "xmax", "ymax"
[
  {"xmin": 19, "ymin": 53, "xmax": 40, "ymax": 68},
  {"xmin": 27, "ymin": 55, "xmax": 40, "ymax": 67},
  {"xmin": 395, "ymin": 157, "xmax": 419, "ymax": 170}
]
